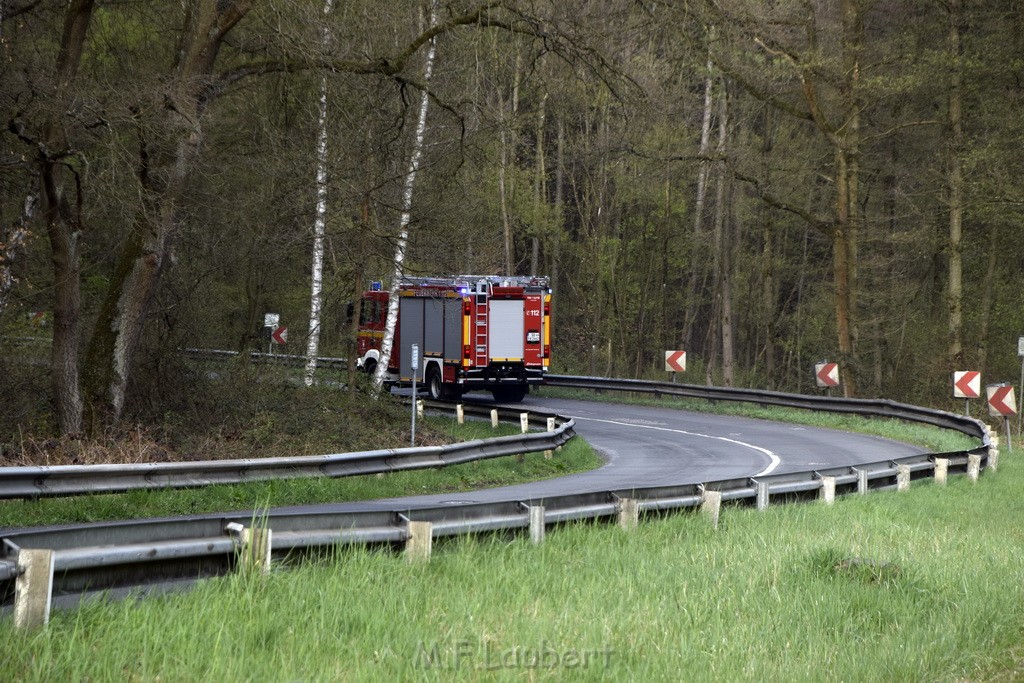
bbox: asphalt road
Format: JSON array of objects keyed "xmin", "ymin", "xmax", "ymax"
[{"xmin": 272, "ymin": 394, "xmax": 928, "ymax": 514}]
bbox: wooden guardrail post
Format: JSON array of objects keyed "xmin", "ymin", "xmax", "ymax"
[
  {"xmin": 820, "ymin": 476, "xmax": 836, "ymax": 505},
  {"xmin": 14, "ymin": 549, "xmax": 54, "ymax": 629},
  {"xmin": 934, "ymin": 458, "xmax": 949, "ymax": 486},
  {"xmin": 406, "ymin": 521, "xmax": 433, "ymax": 562},
  {"xmin": 241, "ymin": 527, "xmax": 272, "ymax": 575},
  {"xmin": 617, "ymin": 498, "xmax": 639, "ymax": 531},
  {"xmin": 755, "ymin": 481, "xmax": 769, "ymax": 511},
  {"xmin": 701, "ymin": 490, "xmax": 722, "ymax": 530},
  {"xmin": 896, "ymin": 465, "xmax": 911, "ymax": 492},
  {"xmin": 968, "ymin": 454, "xmax": 982, "ymax": 482},
  {"xmin": 856, "ymin": 468, "xmax": 869, "ymax": 495},
  {"xmin": 529, "ymin": 505, "xmax": 545, "ymax": 545}
]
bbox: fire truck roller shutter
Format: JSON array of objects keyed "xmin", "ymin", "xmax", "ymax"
[
  {"xmin": 489, "ymin": 299, "xmax": 525, "ymax": 361},
  {"xmin": 399, "ymin": 297, "xmax": 425, "ymax": 380},
  {"xmin": 424, "ymin": 297, "xmax": 445, "ymax": 356},
  {"xmin": 443, "ymin": 297, "xmax": 462, "ymax": 362}
]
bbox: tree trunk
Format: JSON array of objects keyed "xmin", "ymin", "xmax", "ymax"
[
  {"xmin": 304, "ymin": 0, "xmax": 334, "ymax": 387},
  {"xmin": 372, "ymin": 0, "xmax": 439, "ymax": 393},
  {"xmin": 82, "ymin": 0, "xmax": 251, "ymax": 426},
  {"xmin": 946, "ymin": 0, "xmax": 965, "ymax": 367}
]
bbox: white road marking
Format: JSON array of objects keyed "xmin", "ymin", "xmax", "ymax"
[{"xmin": 574, "ymin": 416, "xmax": 781, "ymax": 477}]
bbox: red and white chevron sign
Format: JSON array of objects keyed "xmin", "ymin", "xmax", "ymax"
[
  {"xmin": 271, "ymin": 326, "xmax": 288, "ymax": 345},
  {"xmin": 664, "ymin": 350, "xmax": 686, "ymax": 373},
  {"xmin": 987, "ymin": 384, "xmax": 1017, "ymax": 417},
  {"xmin": 814, "ymin": 362, "xmax": 839, "ymax": 388},
  {"xmin": 953, "ymin": 371, "xmax": 981, "ymax": 399}
]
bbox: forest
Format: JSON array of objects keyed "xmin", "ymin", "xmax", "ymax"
[{"xmin": 2, "ymin": 0, "xmax": 1023, "ymax": 440}]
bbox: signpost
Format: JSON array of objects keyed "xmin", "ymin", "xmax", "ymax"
[
  {"xmin": 664, "ymin": 350, "xmax": 686, "ymax": 382},
  {"xmin": 263, "ymin": 313, "xmax": 280, "ymax": 354},
  {"xmin": 1018, "ymin": 336, "xmax": 1024, "ymax": 435},
  {"xmin": 987, "ymin": 382, "xmax": 1016, "ymax": 451},
  {"xmin": 814, "ymin": 361, "xmax": 840, "ymax": 392},
  {"xmin": 953, "ymin": 370, "xmax": 981, "ymax": 416},
  {"xmin": 410, "ymin": 344, "xmax": 419, "ymax": 446}
]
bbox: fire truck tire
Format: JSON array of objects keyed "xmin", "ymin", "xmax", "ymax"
[
  {"xmin": 491, "ymin": 386, "xmax": 528, "ymax": 403},
  {"xmin": 361, "ymin": 358, "xmax": 376, "ymax": 375},
  {"xmin": 427, "ymin": 367, "xmax": 446, "ymax": 401}
]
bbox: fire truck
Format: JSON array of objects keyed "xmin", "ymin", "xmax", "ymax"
[{"xmin": 356, "ymin": 275, "xmax": 551, "ymax": 402}]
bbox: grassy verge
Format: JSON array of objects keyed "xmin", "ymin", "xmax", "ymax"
[
  {"xmin": 535, "ymin": 386, "xmax": 981, "ymax": 453},
  {"xmin": 0, "ymin": 418, "xmax": 600, "ymax": 528},
  {"xmin": 3, "ymin": 448, "xmax": 1020, "ymax": 680}
]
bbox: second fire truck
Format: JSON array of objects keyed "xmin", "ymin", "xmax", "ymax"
[{"xmin": 356, "ymin": 275, "xmax": 552, "ymax": 402}]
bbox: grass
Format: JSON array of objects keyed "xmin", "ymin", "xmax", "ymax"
[
  {"xmin": 3, "ymin": 448, "xmax": 1022, "ymax": 681},
  {"xmin": 0, "ymin": 417, "xmax": 600, "ymax": 528}
]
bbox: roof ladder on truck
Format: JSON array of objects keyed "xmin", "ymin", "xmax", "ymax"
[{"xmin": 474, "ymin": 283, "xmax": 489, "ymax": 366}]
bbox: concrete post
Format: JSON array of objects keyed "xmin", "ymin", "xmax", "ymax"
[
  {"xmin": 934, "ymin": 458, "xmax": 949, "ymax": 486},
  {"xmin": 820, "ymin": 476, "xmax": 836, "ymax": 505},
  {"xmin": 406, "ymin": 521, "xmax": 433, "ymax": 562},
  {"xmin": 490, "ymin": 409, "xmax": 499, "ymax": 429},
  {"xmin": 545, "ymin": 417, "xmax": 556, "ymax": 459},
  {"xmin": 240, "ymin": 527, "xmax": 272, "ymax": 575},
  {"xmin": 456, "ymin": 404, "xmax": 464, "ymax": 425},
  {"xmin": 529, "ymin": 505, "xmax": 545, "ymax": 545},
  {"xmin": 617, "ymin": 498, "xmax": 639, "ymax": 531},
  {"xmin": 968, "ymin": 454, "xmax": 982, "ymax": 482},
  {"xmin": 856, "ymin": 468, "xmax": 869, "ymax": 495},
  {"xmin": 988, "ymin": 449, "xmax": 999, "ymax": 472},
  {"xmin": 896, "ymin": 465, "xmax": 911, "ymax": 492},
  {"xmin": 756, "ymin": 481, "xmax": 769, "ymax": 511},
  {"xmin": 520, "ymin": 412, "xmax": 529, "ymax": 434},
  {"xmin": 416, "ymin": 400, "xmax": 424, "ymax": 419},
  {"xmin": 702, "ymin": 490, "xmax": 722, "ymax": 530},
  {"xmin": 14, "ymin": 549, "xmax": 54, "ymax": 629}
]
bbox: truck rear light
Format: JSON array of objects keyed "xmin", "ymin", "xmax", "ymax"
[
  {"xmin": 464, "ymin": 344, "xmax": 471, "ymax": 359},
  {"xmin": 463, "ymin": 299, "xmax": 472, "ymax": 315}
]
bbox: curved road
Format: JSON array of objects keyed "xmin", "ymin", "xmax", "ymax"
[{"xmin": 273, "ymin": 394, "xmax": 928, "ymax": 515}]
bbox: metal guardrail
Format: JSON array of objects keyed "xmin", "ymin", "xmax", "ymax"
[
  {"xmin": 0, "ymin": 373, "xmax": 996, "ymax": 615},
  {"xmin": 184, "ymin": 347, "xmax": 349, "ymax": 370},
  {"xmin": 0, "ymin": 402, "xmax": 573, "ymax": 499}
]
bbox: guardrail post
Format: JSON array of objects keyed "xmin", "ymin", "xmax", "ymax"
[
  {"xmin": 241, "ymin": 527, "xmax": 272, "ymax": 575},
  {"xmin": 14, "ymin": 548, "xmax": 54, "ymax": 629},
  {"xmin": 755, "ymin": 481, "xmax": 769, "ymax": 511},
  {"xmin": 856, "ymin": 468, "xmax": 869, "ymax": 495},
  {"xmin": 820, "ymin": 476, "xmax": 836, "ymax": 505},
  {"xmin": 701, "ymin": 490, "xmax": 722, "ymax": 530},
  {"xmin": 520, "ymin": 412, "xmax": 529, "ymax": 434},
  {"xmin": 988, "ymin": 449, "xmax": 999, "ymax": 472},
  {"xmin": 933, "ymin": 458, "xmax": 949, "ymax": 486},
  {"xmin": 529, "ymin": 505, "xmax": 545, "ymax": 545},
  {"xmin": 896, "ymin": 465, "xmax": 911, "ymax": 492},
  {"xmin": 491, "ymin": 409, "xmax": 499, "ymax": 429},
  {"xmin": 968, "ymin": 454, "xmax": 982, "ymax": 482},
  {"xmin": 416, "ymin": 400, "xmax": 425, "ymax": 420},
  {"xmin": 406, "ymin": 521, "xmax": 433, "ymax": 562},
  {"xmin": 545, "ymin": 417, "xmax": 556, "ymax": 459},
  {"xmin": 456, "ymin": 404, "xmax": 464, "ymax": 425},
  {"xmin": 617, "ymin": 498, "xmax": 639, "ymax": 531}
]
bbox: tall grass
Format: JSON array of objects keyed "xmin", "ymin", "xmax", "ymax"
[{"xmin": 4, "ymin": 452, "xmax": 1022, "ymax": 680}]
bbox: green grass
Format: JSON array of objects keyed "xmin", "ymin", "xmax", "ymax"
[
  {"xmin": 0, "ymin": 417, "xmax": 600, "ymax": 528},
  {"xmin": 4, "ymin": 450, "xmax": 1022, "ymax": 681},
  {"xmin": 535, "ymin": 385, "xmax": 981, "ymax": 453}
]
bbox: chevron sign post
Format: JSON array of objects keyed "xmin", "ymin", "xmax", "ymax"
[
  {"xmin": 988, "ymin": 383, "xmax": 1017, "ymax": 451},
  {"xmin": 954, "ymin": 371, "xmax": 981, "ymax": 417},
  {"xmin": 664, "ymin": 350, "xmax": 686, "ymax": 374},
  {"xmin": 814, "ymin": 362, "xmax": 840, "ymax": 389}
]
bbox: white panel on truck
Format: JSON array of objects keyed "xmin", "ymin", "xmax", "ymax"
[{"xmin": 489, "ymin": 299, "xmax": 524, "ymax": 360}]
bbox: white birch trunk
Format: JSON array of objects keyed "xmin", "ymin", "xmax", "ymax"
[
  {"xmin": 304, "ymin": 0, "xmax": 334, "ymax": 387},
  {"xmin": 373, "ymin": 1, "xmax": 439, "ymax": 393},
  {"xmin": 0, "ymin": 196, "xmax": 36, "ymax": 323}
]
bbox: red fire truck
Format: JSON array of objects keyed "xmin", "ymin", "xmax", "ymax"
[{"xmin": 356, "ymin": 275, "xmax": 551, "ymax": 402}]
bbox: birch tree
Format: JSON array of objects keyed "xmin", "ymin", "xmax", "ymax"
[
  {"xmin": 304, "ymin": 0, "xmax": 334, "ymax": 387},
  {"xmin": 372, "ymin": 1, "xmax": 439, "ymax": 394}
]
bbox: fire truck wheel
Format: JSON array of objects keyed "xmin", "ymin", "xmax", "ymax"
[
  {"xmin": 492, "ymin": 386, "xmax": 528, "ymax": 403},
  {"xmin": 427, "ymin": 367, "xmax": 445, "ymax": 401},
  {"xmin": 361, "ymin": 358, "xmax": 376, "ymax": 375}
]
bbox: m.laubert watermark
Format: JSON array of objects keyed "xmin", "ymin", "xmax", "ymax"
[{"xmin": 414, "ymin": 638, "xmax": 614, "ymax": 671}]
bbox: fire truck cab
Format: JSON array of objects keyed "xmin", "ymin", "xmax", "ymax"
[{"xmin": 356, "ymin": 275, "xmax": 551, "ymax": 403}]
